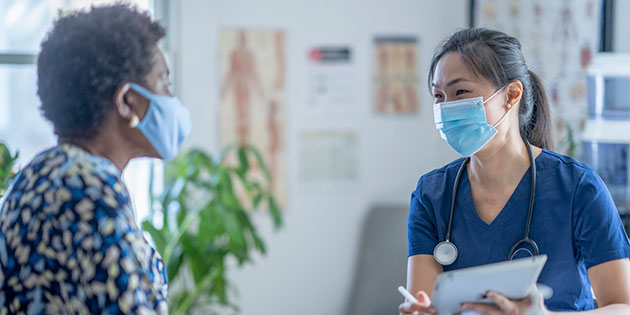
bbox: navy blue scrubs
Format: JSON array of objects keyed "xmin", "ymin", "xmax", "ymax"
[{"xmin": 408, "ymin": 149, "xmax": 630, "ymax": 311}]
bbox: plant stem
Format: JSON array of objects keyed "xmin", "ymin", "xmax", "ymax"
[
  {"xmin": 163, "ymin": 211, "xmax": 199, "ymax": 264},
  {"xmin": 176, "ymin": 267, "xmax": 218, "ymax": 314}
]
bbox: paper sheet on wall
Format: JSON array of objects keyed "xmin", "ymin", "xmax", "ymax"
[
  {"xmin": 307, "ymin": 47, "xmax": 354, "ymax": 118},
  {"xmin": 219, "ymin": 29, "xmax": 287, "ymax": 207},
  {"xmin": 299, "ymin": 131, "xmax": 358, "ymax": 184},
  {"xmin": 373, "ymin": 36, "xmax": 420, "ymax": 115},
  {"xmin": 474, "ymin": 0, "xmax": 601, "ymax": 155}
]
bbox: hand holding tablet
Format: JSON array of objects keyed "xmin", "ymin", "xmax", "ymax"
[{"xmin": 398, "ymin": 255, "xmax": 549, "ymax": 315}]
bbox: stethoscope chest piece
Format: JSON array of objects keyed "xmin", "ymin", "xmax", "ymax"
[
  {"xmin": 434, "ymin": 240, "xmax": 458, "ymax": 266},
  {"xmin": 432, "ymin": 139, "xmax": 539, "ymax": 266}
]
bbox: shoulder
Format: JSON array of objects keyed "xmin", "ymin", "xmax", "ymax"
[
  {"xmin": 537, "ymin": 149, "xmax": 612, "ymax": 209},
  {"xmin": 537, "ymin": 149, "xmax": 598, "ymax": 183},
  {"xmin": 413, "ymin": 157, "xmax": 466, "ymax": 197},
  {"xmin": 4, "ymin": 144, "xmax": 132, "ymax": 234},
  {"xmin": 13, "ymin": 144, "xmax": 122, "ymax": 190},
  {"xmin": 538, "ymin": 149, "xmax": 590, "ymax": 170}
]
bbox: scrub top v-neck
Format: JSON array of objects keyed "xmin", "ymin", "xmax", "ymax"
[
  {"xmin": 408, "ymin": 149, "xmax": 630, "ymax": 311},
  {"xmin": 459, "ymin": 164, "xmax": 532, "ymax": 229}
]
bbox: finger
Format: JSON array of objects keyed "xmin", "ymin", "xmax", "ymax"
[
  {"xmin": 461, "ymin": 302, "xmax": 503, "ymax": 315},
  {"xmin": 398, "ymin": 302, "xmax": 436, "ymax": 315},
  {"xmin": 486, "ymin": 290, "xmax": 518, "ymax": 312},
  {"xmin": 416, "ymin": 290, "xmax": 431, "ymax": 305},
  {"xmin": 398, "ymin": 304, "xmax": 415, "ymax": 315},
  {"xmin": 398, "ymin": 302, "xmax": 435, "ymax": 314}
]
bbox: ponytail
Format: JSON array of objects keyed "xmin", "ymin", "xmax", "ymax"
[
  {"xmin": 522, "ymin": 70, "xmax": 553, "ymax": 150},
  {"xmin": 429, "ymin": 28, "xmax": 555, "ymax": 150}
]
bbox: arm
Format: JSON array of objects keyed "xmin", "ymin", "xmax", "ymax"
[
  {"xmin": 406, "ymin": 254, "xmax": 442, "ymax": 298},
  {"xmin": 81, "ymin": 206, "xmax": 168, "ymax": 314},
  {"xmin": 400, "ymin": 254, "xmax": 442, "ymax": 314},
  {"xmin": 556, "ymin": 258, "xmax": 630, "ymax": 314},
  {"xmin": 567, "ymin": 168, "xmax": 630, "ymax": 313},
  {"xmin": 465, "ymin": 168, "xmax": 630, "ymax": 315},
  {"xmin": 400, "ymin": 186, "xmax": 443, "ymax": 314}
]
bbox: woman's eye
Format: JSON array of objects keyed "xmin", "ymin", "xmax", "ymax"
[
  {"xmin": 434, "ymin": 93, "xmax": 443, "ymax": 99},
  {"xmin": 456, "ymin": 89, "xmax": 468, "ymax": 95}
]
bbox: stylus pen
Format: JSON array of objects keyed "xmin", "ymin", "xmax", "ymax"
[{"xmin": 398, "ymin": 286, "xmax": 419, "ymax": 304}]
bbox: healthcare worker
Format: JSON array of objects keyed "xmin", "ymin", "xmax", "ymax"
[{"xmin": 399, "ymin": 28, "xmax": 630, "ymax": 314}]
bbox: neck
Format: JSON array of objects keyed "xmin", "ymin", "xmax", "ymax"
[
  {"xmin": 468, "ymin": 129, "xmax": 532, "ymax": 188},
  {"xmin": 61, "ymin": 129, "xmax": 133, "ymax": 174}
]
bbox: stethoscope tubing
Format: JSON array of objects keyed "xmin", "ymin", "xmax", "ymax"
[{"xmin": 439, "ymin": 138, "xmax": 539, "ymax": 265}]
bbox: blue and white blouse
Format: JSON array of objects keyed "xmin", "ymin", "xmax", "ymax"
[{"xmin": 0, "ymin": 144, "xmax": 168, "ymax": 314}]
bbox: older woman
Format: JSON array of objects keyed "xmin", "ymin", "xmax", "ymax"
[{"xmin": 0, "ymin": 4, "xmax": 189, "ymax": 314}]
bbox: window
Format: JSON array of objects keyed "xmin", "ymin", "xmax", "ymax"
[{"xmin": 0, "ymin": 0, "xmax": 163, "ymax": 225}]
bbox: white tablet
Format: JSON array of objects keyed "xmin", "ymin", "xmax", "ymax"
[{"xmin": 431, "ymin": 255, "xmax": 548, "ymax": 315}]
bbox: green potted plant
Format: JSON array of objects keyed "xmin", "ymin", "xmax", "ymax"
[
  {"xmin": 142, "ymin": 144, "xmax": 282, "ymax": 314},
  {"xmin": 0, "ymin": 142, "xmax": 18, "ymax": 199}
]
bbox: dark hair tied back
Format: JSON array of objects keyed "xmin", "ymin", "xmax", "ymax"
[{"xmin": 429, "ymin": 28, "xmax": 553, "ymax": 149}]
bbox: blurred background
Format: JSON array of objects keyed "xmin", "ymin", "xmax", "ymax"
[{"xmin": 1, "ymin": 0, "xmax": 630, "ymax": 314}]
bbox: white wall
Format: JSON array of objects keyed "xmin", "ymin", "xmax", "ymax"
[
  {"xmin": 176, "ymin": 1, "xmax": 466, "ymax": 314},
  {"xmin": 614, "ymin": 0, "xmax": 630, "ymax": 53}
]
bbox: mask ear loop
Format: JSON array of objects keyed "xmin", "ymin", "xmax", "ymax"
[
  {"xmin": 482, "ymin": 86, "xmax": 505, "ymax": 105},
  {"xmin": 492, "ymin": 102, "xmax": 515, "ymax": 128},
  {"xmin": 116, "ymin": 82, "xmax": 141, "ymax": 129},
  {"xmin": 483, "ymin": 86, "xmax": 517, "ymax": 128}
]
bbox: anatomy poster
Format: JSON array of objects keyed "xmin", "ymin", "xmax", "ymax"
[
  {"xmin": 373, "ymin": 36, "xmax": 420, "ymax": 115},
  {"xmin": 219, "ymin": 29, "xmax": 286, "ymax": 206},
  {"xmin": 474, "ymin": 0, "xmax": 601, "ymax": 156}
]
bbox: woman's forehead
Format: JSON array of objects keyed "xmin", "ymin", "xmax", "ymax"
[
  {"xmin": 433, "ymin": 52, "xmax": 494, "ymax": 89},
  {"xmin": 434, "ymin": 54, "xmax": 474, "ymax": 84}
]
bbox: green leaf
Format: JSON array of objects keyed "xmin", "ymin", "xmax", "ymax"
[
  {"xmin": 245, "ymin": 145, "xmax": 271, "ymax": 181},
  {"xmin": 218, "ymin": 178, "xmax": 240, "ymax": 210},
  {"xmin": 224, "ymin": 211, "xmax": 248, "ymax": 262},
  {"xmin": 252, "ymin": 193, "xmax": 264, "ymax": 209},
  {"xmin": 268, "ymin": 195, "xmax": 282, "ymax": 229},
  {"xmin": 166, "ymin": 250, "xmax": 184, "ymax": 281},
  {"xmin": 252, "ymin": 234, "xmax": 266, "ymax": 254},
  {"xmin": 141, "ymin": 221, "xmax": 167, "ymax": 253},
  {"xmin": 215, "ymin": 144, "xmax": 235, "ymax": 165},
  {"xmin": 149, "ymin": 145, "xmax": 283, "ymax": 312},
  {"xmin": 210, "ymin": 266, "xmax": 228, "ymax": 305},
  {"xmin": 162, "ymin": 209, "xmax": 199, "ymax": 264},
  {"xmin": 198, "ymin": 203, "xmax": 223, "ymax": 247},
  {"xmin": 176, "ymin": 267, "xmax": 219, "ymax": 314},
  {"xmin": 0, "ymin": 142, "xmax": 17, "ymax": 199},
  {"xmin": 237, "ymin": 146, "xmax": 249, "ymax": 175},
  {"xmin": 231, "ymin": 167, "xmax": 253, "ymax": 195}
]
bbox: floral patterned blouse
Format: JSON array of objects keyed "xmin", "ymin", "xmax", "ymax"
[{"xmin": 0, "ymin": 144, "xmax": 168, "ymax": 314}]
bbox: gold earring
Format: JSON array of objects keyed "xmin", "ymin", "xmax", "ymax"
[{"xmin": 129, "ymin": 114, "xmax": 139, "ymax": 128}]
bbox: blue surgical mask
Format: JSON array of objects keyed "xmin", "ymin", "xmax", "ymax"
[
  {"xmin": 129, "ymin": 83, "xmax": 192, "ymax": 160},
  {"xmin": 433, "ymin": 88, "xmax": 508, "ymax": 156}
]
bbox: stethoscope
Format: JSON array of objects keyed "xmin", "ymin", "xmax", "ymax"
[{"xmin": 433, "ymin": 139, "xmax": 540, "ymax": 266}]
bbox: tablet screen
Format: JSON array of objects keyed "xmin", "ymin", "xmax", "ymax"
[{"xmin": 431, "ymin": 255, "xmax": 547, "ymax": 314}]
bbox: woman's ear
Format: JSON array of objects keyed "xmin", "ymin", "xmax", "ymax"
[
  {"xmin": 114, "ymin": 83, "xmax": 141, "ymax": 128},
  {"xmin": 114, "ymin": 83, "xmax": 133, "ymax": 118},
  {"xmin": 506, "ymin": 80, "xmax": 524, "ymax": 108}
]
